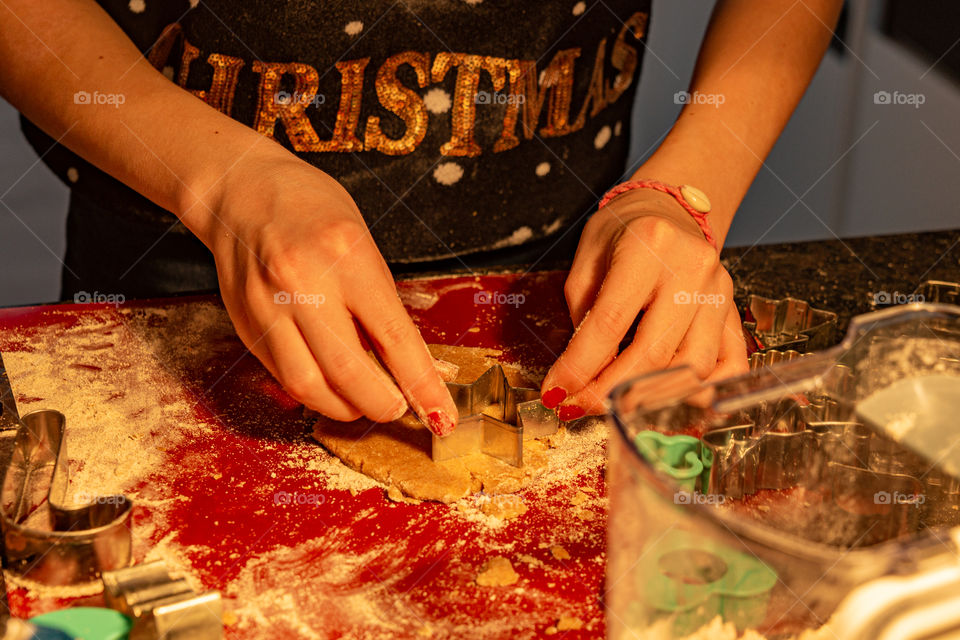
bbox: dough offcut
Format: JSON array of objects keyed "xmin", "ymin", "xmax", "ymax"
[{"xmin": 311, "ymin": 345, "xmax": 549, "ymax": 503}]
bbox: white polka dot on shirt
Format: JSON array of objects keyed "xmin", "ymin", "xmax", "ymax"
[
  {"xmin": 344, "ymin": 21, "xmax": 363, "ymax": 36},
  {"xmin": 434, "ymin": 162, "xmax": 464, "ymax": 186},
  {"xmin": 67, "ymin": 167, "xmax": 79, "ymax": 183},
  {"xmin": 614, "ymin": 121, "xmax": 622, "ymax": 136},
  {"xmin": 535, "ymin": 162, "xmax": 551, "ymax": 177},
  {"xmin": 424, "ymin": 88, "xmax": 452, "ymax": 114},
  {"xmin": 128, "ymin": 0, "xmax": 146, "ymax": 13},
  {"xmin": 594, "ymin": 125, "xmax": 612, "ymax": 149},
  {"xmin": 572, "ymin": 1, "xmax": 586, "ymax": 16}
]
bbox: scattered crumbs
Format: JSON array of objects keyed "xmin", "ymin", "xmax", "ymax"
[
  {"xmin": 222, "ymin": 611, "xmax": 238, "ymax": 625},
  {"xmin": 758, "ymin": 505, "xmax": 771, "ymax": 513},
  {"xmin": 557, "ymin": 616, "xmax": 583, "ymax": 631},
  {"xmin": 545, "ymin": 625, "xmax": 558, "ymax": 635},
  {"xmin": 480, "ymin": 495, "xmax": 528, "ymax": 520},
  {"xmin": 571, "ymin": 491, "xmax": 589, "ymax": 506},
  {"xmin": 545, "ymin": 427, "xmax": 567, "ymax": 448},
  {"xmin": 517, "ymin": 554, "xmax": 542, "ymax": 568},
  {"xmin": 550, "ymin": 546, "xmax": 570, "ymax": 561},
  {"xmin": 475, "ymin": 557, "xmax": 519, "ymax": 587},
  {"xmin": 574, "ymin": 508, "xmax": 596, "ymax": 521}
]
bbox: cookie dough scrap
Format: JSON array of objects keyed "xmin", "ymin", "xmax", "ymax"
[
  {"xmin": 311, "ymin": 345, "xmax": 549, "ymax": 503},
  {"xmin": 475, "ymin": 557, "xmax": 519, "ymax": 587},
  {"xmin": 546, "ymin": 617, "xmax": 584, "ymax": 634},
  {"xmin": 480, "ymin": 494, "xmax": 528, "ymax": 520},
  {"xmin": 549, "ymin": 545, "xmax": 570, "ymax": 561}
]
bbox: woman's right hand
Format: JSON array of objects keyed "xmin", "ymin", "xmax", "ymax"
[{"xmin": 196, "ymin": 150, "xmax": 458, "ymax": 434}]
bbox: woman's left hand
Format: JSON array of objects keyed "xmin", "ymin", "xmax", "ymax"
[{"xmin": 539, "ymin": 187, "xmax": 749, "ymax": 420}]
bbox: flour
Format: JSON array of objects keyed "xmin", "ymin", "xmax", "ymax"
[{"xmin": 3, "ymin": 309, "xmax": 217, "ymax": 504}]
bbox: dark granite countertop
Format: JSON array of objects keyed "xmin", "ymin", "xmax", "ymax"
[{"xmin": 722, "ymin": 228, "xmax": 960, "ymax": 338}]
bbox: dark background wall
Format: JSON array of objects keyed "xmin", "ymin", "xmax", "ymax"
[{"xmin": 2, "ymin": 0, "xmax": 958, "ymax": 306}]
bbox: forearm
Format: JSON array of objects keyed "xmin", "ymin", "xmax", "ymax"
[
  {"xmin": 0, "ymin": 0, "xmax": 282, "ymax": 246},
  {"xmin": 632, "ymin": 0, "xmax": 843, "ymax": 246}
]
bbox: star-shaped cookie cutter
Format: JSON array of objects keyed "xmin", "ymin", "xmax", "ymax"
[{"xmin": 431, "ymin": 365, "xmax": 559, "ymax": 468}]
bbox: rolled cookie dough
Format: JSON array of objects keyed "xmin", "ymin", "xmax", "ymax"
[{"xmin": 311, "ymin": 345, "xmax": 550, "ymax": 503}]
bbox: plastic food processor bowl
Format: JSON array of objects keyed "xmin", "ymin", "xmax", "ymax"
[{"xmin": 607, "ymin": 303, "xmax": 960, "ymax": 639}]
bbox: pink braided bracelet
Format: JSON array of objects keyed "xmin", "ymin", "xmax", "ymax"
[{"xmin": 597, "ymin": 179, "xmax": 717, "ymax": 250}]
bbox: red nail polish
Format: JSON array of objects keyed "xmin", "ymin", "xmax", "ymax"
[
  {"xmin": 541, "ymin": 386, "xmax": 567, "ymax": 409},
  {"xmin": 558, "ymin": 405, "xmax": 586, "ymax": 422},
  {"xmin": 426, "ymin": 410, "xmax": 455, "ymax": 437}
]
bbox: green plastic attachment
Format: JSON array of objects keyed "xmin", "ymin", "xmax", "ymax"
[
  {"xmin": 635, "ymin": 430, "xmax": 703, "ymax": 491},
  {"xmin": 639, "ymin": 529, "xmax": 778, "ymax": 635},
  {"xmin": 30, "ymin": 607, "xmax": 132, "ymax": 640}
]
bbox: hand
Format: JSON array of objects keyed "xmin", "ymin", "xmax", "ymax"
[
  {"xmin": 200, "ymin": 151, "xmax": 458, "ymax": 434},
  {"xmin": 540, "ymin": 188, "xmax": 748, "ymax": 419}
]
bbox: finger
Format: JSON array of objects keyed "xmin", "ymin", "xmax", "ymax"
[
  {"xmin": 295, "ymin": 305, "xmax": 409, "ymax": 423},
  {"xmin": 541, "ymin": 255, "xmax": 656, "ymax": 408},
  {"xmin": 558, "ymin": 285, "xmax": 700, "ymax": 417},
  {"xmin": 348, "ymin": 277, "xmax": 458, "ymax": 436},
  {"xmin": 669, "ymin": 298, "xmax": 727, "ymax": 379},
  {"xmin": 706, "ymin": 306, "xmax": 750, "ymax": 383},
  {"xmin": 224, "ymin": 299, "xmax": 281, "ymax": 380},
  {"xmin": 260, "ymin": 317, "xmax": 364, "ymax": 422},
  {"xmin": 563, "ymin": 219, "xmax": 608, "ymax": 327}
]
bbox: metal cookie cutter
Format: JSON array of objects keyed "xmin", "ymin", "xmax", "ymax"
[
  {"xmin": 102, "ymin": 561, "xmax": 223, "ymax": 640},
  {"xmin": 0, "ymin": 351, "xmax": 133, "ymax": 584},
  {"xmin": 431, "ymin": 365, "xmax": 558, "ymax": 467},
  {"xmin": 912, "ymin": 280, "xmax": 960, "ymax": 305},
  {"xmin": 1, "ymin": 409, "xmax": 133, "ymax": 583},
  {"xmin": 700, "ymin": 389, "xmax": 931, "ymax": 547},
  {"xmin": 748, "ymin": 348, "xmax": 807, "ymax": 371},
  {"xmin": 742, "ymin": 295, "xmax": 838, "ymax": 353},
  {"xmin": 0, "ymin": 352, "xmax": 19, "ymax": 432}
]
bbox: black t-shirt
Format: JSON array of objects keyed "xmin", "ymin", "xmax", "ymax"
[{"xmin": 23, "ymin": 0, "xmax": 651, "ymax": 266}]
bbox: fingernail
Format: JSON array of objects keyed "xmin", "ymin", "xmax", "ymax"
[
  {"xmin": 426, "ymin": 410, "xmax": 456, "ymax": 437},
  {"xmin": 541, "ymin": 386, "xmax": 567, "ymax": 409},
  {"xmin": 558, "ymin": 405, "xmax": 586, "ymax": 422},
  {"xmin": 387, "ymin": 402, "xmax": 409, "ymax": 422}
]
